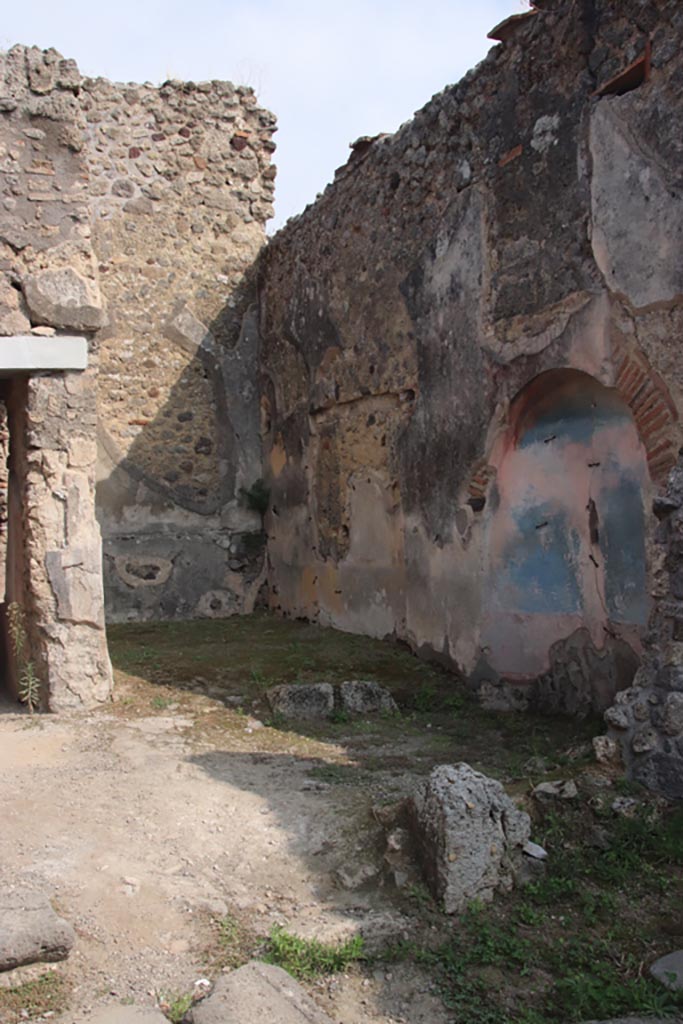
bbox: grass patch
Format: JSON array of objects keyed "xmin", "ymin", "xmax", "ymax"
[
  {"xmin": 210, "ymin": 911, "xmax": 262, "ymax": 971},
  {"xmin": 389, "ymin": 804, "xmax": 683, "ymax": 1022},
  {"xmin": 0, "ymin": 971, "xmax": 70, "ymax": 1023},
  {"xmin": 107, "ymin": 613, "xmax": 598, "ymax": 786},
  {"xmin": 308, "ymin": 763, "xmax": 366, "ymax": 785},
  {"xmin": 264, "ymin": 927, "xmax": 365, "ymax": 979},
  {"xmin": 158, "ymin": 990, "xmax": 193, "ymax": 1024}
]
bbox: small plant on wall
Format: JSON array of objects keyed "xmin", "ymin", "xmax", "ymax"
[
  {"xmin": 240, "ymin": 478, "xmax": 270, "ymax": 516},
  {"xmin": 7, "ymin": 602, "xmax": 41, "ymax": 712}
]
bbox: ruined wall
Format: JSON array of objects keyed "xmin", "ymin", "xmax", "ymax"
[
  {"xmin": 0, "ymin": 45, "xmax": 112, "ymax": 709},
  {"xmin": 601, "ymin": 452, "xmax": 683, "ymax": 800},
  {"xmin": 260, "ymin": 0, "xmax": 683, "ymax": 713},
  {"xmin": 84, "ymin": 72, "xmax": 276, "ymax": 620}
]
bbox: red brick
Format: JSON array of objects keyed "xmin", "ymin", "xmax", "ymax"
[
  {"xmin": 615, "ymin": 356, "xmax": 631, "ymax": 383},
  {"xmin": 499, "ymin": 144, "xmax": 523, "ymax": 168},
  {"xmin": 647, "ymin": 440, "xmax": 673, "ymax": 462},
  {"xmin": 630, "ymin": 384, "xmax": 657, "ymax": 416},
  {"xmin": 623, "ymin": 368, "xmax": 647, "ymax": 401},
  {"xmin": 639, "ymin": 410, "xmax": 670, "ymax": 438}
]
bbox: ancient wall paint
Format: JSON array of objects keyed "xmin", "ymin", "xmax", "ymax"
[
  {"xmin": 602, "ymin": 454, "xmax": 683, "ymax": 800},
  {"xmin": 482, "ymin": 370, "xmax": 649, "ymax": 687},
  {"xmin": 260, "ymin": 0, "xmax": 683, "ymax": 711}
]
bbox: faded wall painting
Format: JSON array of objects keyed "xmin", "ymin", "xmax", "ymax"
[{"xmin": 482, "ymin": 369, "xmax": 649, "ymax": 703}]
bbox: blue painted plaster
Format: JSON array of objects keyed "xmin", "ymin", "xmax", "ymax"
[
  {"xmin": 600, "ymin": 473, "xmax": 648, "ymax": 625},
  {"xmin": 494, "ymin": 505, "xmax": 583, "ymax": 615}
]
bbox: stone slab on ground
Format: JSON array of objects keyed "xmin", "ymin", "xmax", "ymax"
[
  {"xmin": 292, "ymin": 910, "xmax": 412, "ymax": 956},
  {"xmin": 338, "ymin": 680, "xmax": 398, "ymax": 715},
  {"xmin": 86, "ymin": 1007, "xmax": 169, "ymax": 1024},
  {"xmin": 582, "ymin": 1018, "xmax": 674, "ymax": 1023},
  {"xmin": 267, "ymin": 683, "xmax": 334, "ymax": 720},
  {"xmin": 410, "ymin": 763, "xmax": 530, "ymax": 914},
  {"xmin": 0, "ymin": 889, "xmax": 75, "ymax": 972},
  {"xmin": 187, "ymin": 960, "xmax": 334, "ymax": 1024},
  {"xmin": 650, "ymin": 949, "xmax": 683, "ymax": 990}
]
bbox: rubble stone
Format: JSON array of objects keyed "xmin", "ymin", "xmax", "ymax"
[
  {"xmin": 650, "ymin": 949, "xmax": 683, "ymax": 990},
  {"xmin": 338, "ymin": 680, "xmax": 398, "ymax": 715},
  {"xmin": 23, "ymin": 268, "xmax": 105, "ymax": 331},
  {"xmin": 187, "ymin": 961, "xmax": 334, "ymax": 1024},
  {"xmin": 409, "ymin": 763, "xmax": 530, "ymax": 914},
  {"xmin": 266, "ymin": 683, "xmax": 334, "ymax": 720},
  {"xmin": 0, "ymin": 889, "xmax": 75, "ymax": 972},
  {"xmin": 602, "ymin": 454, "xmax": 683, "ymax": 799}
]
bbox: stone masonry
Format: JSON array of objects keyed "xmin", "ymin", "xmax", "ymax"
[
  {"xmin": 86, "ymin": 72, "xmax": 276, "ymax": 621},
  {"xmin": 3, "ymin": 1, "xmax": 683, "ymax": 741},
  {"xmin": 0, "ymin": 44, "xmax": 112, "ymax": 708},
  {"xmin": 259, "ymin": 0, "xmax": 683, "ymax": 715},
  {"xmin": 3, "ymin": 43, "xmax": 277, "ymax": 632},
  {"xmin": 602, "ymin": 451, "xmax": 683, "ymax": 800}
]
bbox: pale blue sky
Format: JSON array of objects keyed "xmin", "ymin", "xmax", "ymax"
[{"xmin": 3, "ymin": 1, "xmax": 526, "ymax": 228}]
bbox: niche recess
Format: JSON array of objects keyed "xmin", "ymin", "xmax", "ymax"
[{"xmin": 480, "ymin": 369, "xmax": 650, "ymax": 704}]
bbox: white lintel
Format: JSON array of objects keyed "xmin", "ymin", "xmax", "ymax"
[{"xmin": 0, "ymin": 336, "xmax": 88, "ymax": 375}]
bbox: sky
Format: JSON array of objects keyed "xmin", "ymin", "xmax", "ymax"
[{"xmin": 2, "ymin": 0, "xmax": 527, "ymax": 230}]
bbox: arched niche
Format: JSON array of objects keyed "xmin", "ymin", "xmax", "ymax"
[{"xmin": 480, "ymin": 368, "xmax": 650, "ymax": 711}]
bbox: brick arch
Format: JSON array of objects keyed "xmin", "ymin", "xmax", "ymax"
[
  {"xmin": 612, "ymin": 339, "xmax": 678, "ymax": 482},
  {"xmin": 467, "ymin": 460, "xmax": 496, "ymax": 509},
  {"xmin": 465, "ymin": 348, "xmax": 679, "ymax": 502}
]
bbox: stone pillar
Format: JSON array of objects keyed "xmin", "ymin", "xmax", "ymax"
[{"xmin": 6, "ymin": 367, "xmax": 112, "ymax": 711}]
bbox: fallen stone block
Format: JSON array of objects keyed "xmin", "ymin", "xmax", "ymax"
[
  {"xmin": 582, "ymin": 1019, "xmax": 671, "ymax": 1024},
  {"xmin": 0, "ymin": 889, "xmax": 75, "ymax": 972},
  {"xmin": 650, "ymin": 949, "xmax": 683, "ymax": 990},
  {"xmin": 338, "ymin": 680, "xmax": 398, "ymax": 715},
  {"xmin": 87, "ymin": 1007, "xmax": 169, "ymax": 1024},
  {"xmin": 409, "ymin": 763, "xmax": 530, "ymax": 914},
  {"xmin": 292, "ymin": 910, "xmax": 412, "ymax": 956},
  {"xmin": 267, "ymin": 683, "xmax": 334, "ymax": 720},
  {"xmin": 23, "ymin": 267, "xmax": 105, "ymax": 332},
  {"xmin": 532, "ymin": 779, "xmax": 578, "ymax": 802},
  {"xmin": 187, "ymin": 960, "xmax": 334, "ymax": 1024},
  {"xmin": 334, "ymin": 862, "xmax": 379, "ymax": 890}
]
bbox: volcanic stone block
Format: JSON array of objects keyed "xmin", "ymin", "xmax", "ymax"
[
  {"xmin": 0, "ymin": 890, "xmax": 75, "ymax": 972},
  {"xmin": 338, "ymin": 680, "xmax": 398, "ymax": 716},
  {"xmin": 23, "ymin": 268, "xmax": 105, "ymax": 331},
  {"xmin": 187, "ymin": 961, "xmax": 334, "ymax": 1024},
  {"xmin": 410, "ymin": 763, "xmax": 530, "ymax": 914},
  {"xmin": 266, "ymin": 683, "xmax": 334, "ymax": 720}
]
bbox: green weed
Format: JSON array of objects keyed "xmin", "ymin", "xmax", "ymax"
[
  {"xmin": 0, "ymin": 971, "xmax": 70, "ymax": 1023},
  {"xmin": 7, "ymin": 601, "xmax": 41, "ymax": 712},
  {"xmin": 158, "ymin": 991, "xmax": 193, "ymax": 1024},
  {"xmin": 308, "ymin": 763, "xmax": 363, "ymax": 785},
  {"xmin": 264, "ymin": 927, "xmax": 365, "ymax": 979}
]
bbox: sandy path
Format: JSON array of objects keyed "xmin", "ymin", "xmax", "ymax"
[{"xmin": 0, "ymin": 701, "xmax": 449, "ymax": 1024}]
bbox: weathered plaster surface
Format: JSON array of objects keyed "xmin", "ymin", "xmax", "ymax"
[
  {"xmin": 603, "ymin": 455, "xmax": 683, "ymax": 800},
  {"xmin": 260, "ymin": 0, "xmax": 683, "ymax": 711}
]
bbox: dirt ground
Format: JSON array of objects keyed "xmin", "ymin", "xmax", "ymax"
[
  {"xmin": 0, "ymin": 620, "xmax": 464, "ymax": 1024},
  {"xmin": 1, "ymin": 615, "xmax": 679, "ymax": 1024},
  {"xmin": 0, "ymin": 701, "xmax": 448, "ymax": 1024}
]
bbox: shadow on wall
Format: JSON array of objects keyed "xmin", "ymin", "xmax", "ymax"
[
  {"xmin": 478, "ymin": 368, "xmax": 650, "ymax": 714},
  {"xmin": 96, "ymin": 282, "xmax": 267, "ymax": 623}
]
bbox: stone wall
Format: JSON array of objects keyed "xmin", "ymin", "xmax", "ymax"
[
  {"xmin": 259, "ymin": 0, "xmax": 683, "ymax": 713},
  {"xmin": 0, "ymin": 45, "xmax": 112, "ymax": 709},
  {"xmin": 83, "ymin": 70, "xmax": 276, "ymax": 621},
  {"xmin": 601, "ymin": 452, "xmax": 683, "ymax": 800}
]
